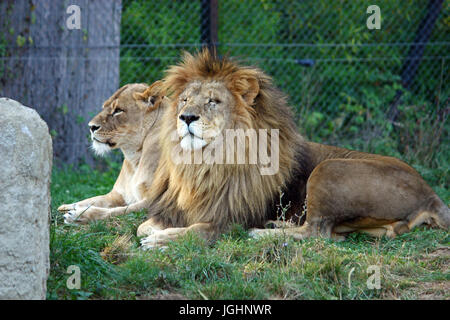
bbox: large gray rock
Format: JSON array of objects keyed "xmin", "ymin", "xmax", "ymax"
[{"xmin": 0, "ymin": 97, "xmax": 52, "ymax": 299}]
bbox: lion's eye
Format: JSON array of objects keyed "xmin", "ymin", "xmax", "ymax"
[
  {"xmin": 208, "ymin": 98, "xmax": 220, "ymax": 104},
  {"xmin": 113, "ymin": 108, "xmax": 124, "ymax": 116}
]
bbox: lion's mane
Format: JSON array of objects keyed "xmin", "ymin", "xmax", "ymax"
[{"xmin": 148, "ymin": 49, "xmax": 313, "ymax": 232}]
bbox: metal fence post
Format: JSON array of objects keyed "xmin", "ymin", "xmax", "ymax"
[
  {"xmin": 387, "ymin": 0, "xmax": 444, "ymax": 122},
  {"xmin": 200, "ymin": 0, "xmax": 218, "ymax": 51}
]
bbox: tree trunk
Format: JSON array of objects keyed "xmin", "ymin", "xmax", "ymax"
[{"xmin": 0, "ymin": 0, "xmax": 122, "ymax": 165}]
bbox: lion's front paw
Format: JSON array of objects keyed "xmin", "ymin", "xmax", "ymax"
[
  {"xmin": 136, "ymin": 224, "xmax": 159, "ymax": 237},
  {"xmin": 140, "ymin": 232, "xmax": 169, "ymax": 251},
  {"xmin": 248, "ymin": 228, "xmax": 272, "ymax": 239}
]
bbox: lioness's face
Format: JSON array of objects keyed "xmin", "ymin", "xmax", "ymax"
[
  {"xmin": 177, "ymin": 81, "xmax": 234, "ymax": 150},
  {"xmin": 88, "ymin": 83, "xmax": 161, "ymax": 156}
]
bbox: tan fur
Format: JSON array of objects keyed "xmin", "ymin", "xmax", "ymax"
[
  {"xmin": 139, "ymin": 49, "xmax": 449, "ymax": 247},
  {"xmin": 252, "ymin": 143, "xmax": 449, "ymax": 240},
  {"xmin": 138, "ymin": 49, "xmax": 314, "ymax": 247},
  {"xmin": 59, "ymin": 50, "xmax": 449, "ymax": 246},
  {"xmin": 58, "ymin": 82, "xmax": 168, "ymax": 224},
  {"xmin": 251, "ymin": 136, "xmax": 449, "ymax": 241}
]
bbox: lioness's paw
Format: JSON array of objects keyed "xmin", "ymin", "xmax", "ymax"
[
  {"xmin": 57, "ymin": 203, "xmax": 77, "ymax": 212},
  {"xmin": 63, "ymin": 206, "xmax": 89, "ymax": 224}
]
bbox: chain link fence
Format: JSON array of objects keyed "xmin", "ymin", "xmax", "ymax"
[
  {"xmin": 1, "ymin": 0, "xmax": 448, "ymax": 168},
  {"xmin": 121, "ymin": 0, "xmax": 448, "ymax": 162}
]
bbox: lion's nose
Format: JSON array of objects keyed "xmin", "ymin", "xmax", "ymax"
[
  {"xmin": 89, "ymin": 124, "xmax": 101, "ymax": 133},
  {"xmin": 179, "ymin": 114, "xmax": 200, "ymax": 126}
]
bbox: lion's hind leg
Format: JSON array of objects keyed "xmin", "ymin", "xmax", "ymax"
[
  {"xmin": 420, "ymin": 196, "xmax": 450, "ymax": 230},
  {"xmin": 362, "ymin": 207, "xmax": 450, "ymax": 239},
  {"xmin": 334, "ymin": 220, "xmax": 409, "ymax": 239},
  {"xmin": 398, "ymin": 195, "xmax": 450, "ymax": 232},
  {"xmin": 358, "ymin": 221, "xmax": 407, "ymax": 238},
  {"xmin": 249, "ymin": 219, "xmax": 338, "ymax": 241},
  {"xmin": 407, "ymin": 208, "xmax": 450, "ymax": 231}
]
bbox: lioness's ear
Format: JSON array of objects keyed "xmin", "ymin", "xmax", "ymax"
[
  {"xmin": 232, "ymin": 75, "xmax": 260, "ymax": 106},
  {"xmin": 134, "ymin": 91, "xmax": 161, "ymax": 111},
  {"xmin": 134, "ymin": 81, "xmax": 165, "ymax": 111}
]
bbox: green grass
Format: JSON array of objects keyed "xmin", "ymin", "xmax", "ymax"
[{"xmin": 48, "ymin": 161, "xmax": 449, "ymax": 300}]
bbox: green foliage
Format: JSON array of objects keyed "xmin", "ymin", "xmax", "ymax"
[
  {"xmin": 46, "ymin": 0, "xmax": 449, "ymax": 300},
  {"xmin": 48, "ymin": 165, "xmax": 449, "ymax": 300},
  {"xmin": 120, "ymin": 0, "xmax": 201, "ymax": 84},
  {"xmin": 120, "ymin": 0, "xmax": 448, "ymax": 184}
]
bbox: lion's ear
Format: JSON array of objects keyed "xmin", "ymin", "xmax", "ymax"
[
  {"xmin": 232, "ymin": 75, "xmax": 260, "ymax": 106},
  {"xmin": 133, "ymin": 89, "xmax": 161, "ymax": 111}
]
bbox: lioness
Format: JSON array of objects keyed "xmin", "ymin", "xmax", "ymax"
[
  {"xmin": 58, "ymin": 82, "xmax": 168, "ymax": 224},
  {"xmin": 136, "ymin": 49, "xmax": 448, "ymax": 248}
]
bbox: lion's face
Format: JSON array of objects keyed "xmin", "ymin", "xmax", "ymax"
[
  {"xmin": 88, "ymin": 83, "xmax": 163, "ymax": 156},
  {"xmin": 176, "ymin": 80, "xmax": 235, "ymax": 151}
]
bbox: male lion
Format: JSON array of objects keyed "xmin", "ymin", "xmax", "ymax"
[
  {"xmin": 138, "ymin": 49, "xmax": 449, "ymax": 248},
  {"xmin": 58, "ymin": 82, "xmax": 168, "ymax": 224}
]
